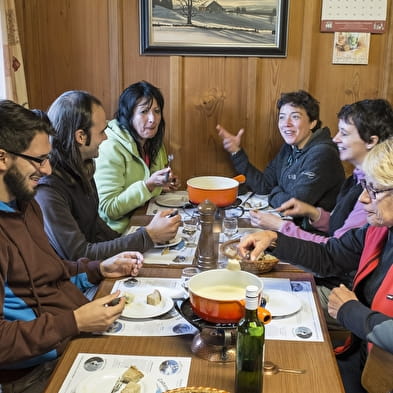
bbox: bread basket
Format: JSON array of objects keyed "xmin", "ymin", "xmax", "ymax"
[
  {"xmin": 165, "ymin": 387, "xmax": 230, "ymax": 393},
  {"xmin": 220, "ymin": 239, "xmax": 279, "ymax": 274}
]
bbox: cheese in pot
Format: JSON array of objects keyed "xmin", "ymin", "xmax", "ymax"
[{"xmin": 195, "ymin": 285, "xmax": 246, "ymax": 300}]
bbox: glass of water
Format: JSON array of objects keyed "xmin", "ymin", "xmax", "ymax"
[
  {"xmin": 181, "ymin": 267, "xmax": 200, "ymax": 290},
  {"xmin": 182, "ymin": 216, "xmax": 199, "ymax": 247},
  {"xmin": 222, "ymin": 216, "xmax": 238, "ymax": 240}
]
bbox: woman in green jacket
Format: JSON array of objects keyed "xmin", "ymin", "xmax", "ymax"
[{"xmin": 95, "ymin": 81, "xmax": 178, "ymax": 234}]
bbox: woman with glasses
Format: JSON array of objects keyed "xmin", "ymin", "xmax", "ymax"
[{"xmin": 237, "ymin": 138, "xmax": 393, "ymax": 393}]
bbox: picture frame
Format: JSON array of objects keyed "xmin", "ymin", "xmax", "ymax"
[{"xmin": 139, "ymin": 1, "xmax": 289, "ymax": 57}]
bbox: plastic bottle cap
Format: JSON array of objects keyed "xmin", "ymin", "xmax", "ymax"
[{"xmin": 246, "ymin": 285, "xmax": 259, "ymax": 298}]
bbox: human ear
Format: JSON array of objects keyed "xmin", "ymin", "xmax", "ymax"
[
  {"xmin": 74, "ymin": 129, "xmax": 87, "ymax": 145},
  {"xmin": 367, "ymin": 135, "xmax": 379, "ymax": 150}
]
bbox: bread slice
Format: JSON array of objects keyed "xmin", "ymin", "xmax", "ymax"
[
  {"xmin": 146, "ymin": 289, "xmax": 162, "ymax": 306},
  {"xmin": 121, "ymin": 365, "xmax": 144, "ymax": 383},
  {"xmin": 121, "ymin": 381, "xmax": 141, "ymax": 393}
]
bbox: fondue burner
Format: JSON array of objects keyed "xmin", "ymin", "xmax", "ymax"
[
  {"xmin": 176, "ymin": 299, "xmax": 238, "ymax": 362},
  {"xmin": 183, "ymin": 198, "xmax": 244, "ymax": 219}
]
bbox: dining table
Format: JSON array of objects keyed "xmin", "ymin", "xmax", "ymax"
[{"xmin": 43, "ymin": 195, "xmax": 345, "ymax": 393}]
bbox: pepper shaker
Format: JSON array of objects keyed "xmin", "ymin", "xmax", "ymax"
[{"xmin": 197, "ymin": 199, "xmax": 217, "ymax": 271}]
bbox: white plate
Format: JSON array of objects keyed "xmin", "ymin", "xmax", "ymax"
[
  {"xmin": 75, "ymin": 368, "xmax": 155, "ymax": 393},
  {"xmin": 242, "ymin": 196, "xmax": 269, "ymax": 211},
  {"xmin": 264, "ymin": 290, "xmax": 302, "ymax": 317},
  {"xmin": 155, "ymin": 193, "xmax": 189, "ymax": 208},
  {"xmin": 121, "ymin": 294, "xmax": 174, "ymax": 319},
  {"xmin": 154, "ymin": 235, "xmax": 182, "ymax": 248}
]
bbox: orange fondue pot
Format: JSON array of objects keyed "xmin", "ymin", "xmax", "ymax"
[
  {"xmin": 186, "ymin": 175, "xmax": 245, "ymax": 207},
  {"xmin": 188, "ymin": 269, "xmax": 271, "ymax": 324}
]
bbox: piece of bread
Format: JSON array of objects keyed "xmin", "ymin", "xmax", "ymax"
[
  {"xmin": 121, "ymin": 381, "xmax": 141, "ymax": 393},
  {"xmin": 123, "ymin": 292, "xmax": 134, "ymax": 305},
  {"xmin": 146, "ymin": 289, "xmax": 162, "ymax": 306},
  {"xmin": 121, "ymin": 365, "xmax": 144, "ymax": 383}
]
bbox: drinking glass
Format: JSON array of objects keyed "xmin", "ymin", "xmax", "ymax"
[
  {"xmin": 182, "ymin": 216, "xmax": 199, "ymax": 247},
  {"xmin": 180, "ymin": 267, "xmax": 200, "ymax": 290},
  {"xmin": 222, "ymin": 216, "xmax": 238, "ymax": 240}
]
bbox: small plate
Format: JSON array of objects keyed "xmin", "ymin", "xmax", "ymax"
[
  {"xmin": 75, "ymin": 368, "xmax": 155, "ymax": 393},
  {"xmin": 242, "ymin": 196, "xmax": 269, "ymax": 211},
  {"xmin": 155, "ymin": 193, "xmax": 189, "ymax": 208},
  {"xmin": 264, "ymin": 290, "xmax": 302, "ymax": 317},
  {"xmin": 154, "ymin": 235, "xmax": 182, "ymax": 248},
  {"xmin": 121, "ymin": 295, "xmax": 174, "ymax": 319}
]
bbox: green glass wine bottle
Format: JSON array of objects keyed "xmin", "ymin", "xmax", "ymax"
[{"xmin": 235, "ymin": 285, "xmax": 264, "ymax": 393}]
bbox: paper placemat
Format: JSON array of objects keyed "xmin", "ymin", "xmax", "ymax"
[
  {"xmin": 126, "ymin": 227, "xmax": 199, "ymax": 265},
  {"xmin": 107, "ymin": 277, "xmax": 197, "ymax": 337},
  {"xmin": 58, "ymin": 352, "xmax": 191, "ymax": 393},
  {"xmin": 263, "ymin": 279, "xmax": 323, "ymax": 342}
]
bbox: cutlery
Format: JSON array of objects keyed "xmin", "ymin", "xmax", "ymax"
[
  {"xmin": 110, "ymin": 377, "xmax": 123, "ymax": 393},
  {"xmin": 165, "ymin": 154, "xmax": 174, "ymax": 182},
  {"xmin": 161, "ymin": 247, "xmax": 170, "ymax": 255},
  {"xmin": 241, "ymin": 191, "xmax": 256, "ymax": 206},
  {"xmin": 263, "ymin": 361, "xmax": 305, "ymax": 375}
]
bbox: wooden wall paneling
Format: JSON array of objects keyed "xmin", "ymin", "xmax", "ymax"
[
  {"xmin": 121, "ymin": 0, "xmax": 170, "ymax": 95},
  {"xmin": 180, "ymin": 57, "xmax": 251, "ymax": 181},
  {"xmin": 168, "ymin": 56, "xmax": 184, "ymax": 184},
  {"xmin": 107, "ymin": 0, "xmax": 123, "ymax": 116},
  {"xmin": 378, "ymin": 2, "xmax": 393, "ymax": 103}
]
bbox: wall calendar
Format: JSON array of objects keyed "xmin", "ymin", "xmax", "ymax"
[{"xmin": 321, "ymin": 0, "xmax": 387, "ymax": 33}]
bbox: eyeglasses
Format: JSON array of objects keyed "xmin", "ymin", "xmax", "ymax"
[
  {"xmin": 7, "ymin": 150, "xmax": 50, "ymax": 167},
  {"xmin": 360, "ymin": 179, "xmax": 393, "ymax": 200}
]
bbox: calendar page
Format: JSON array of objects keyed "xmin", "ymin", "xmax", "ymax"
[{"xmin": 321, "ymin": 0, "xmax": 387, "ymax": 33}]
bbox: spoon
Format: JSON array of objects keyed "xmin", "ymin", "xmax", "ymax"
[{"xmin": 263, "ymin": 361, "xmax": 305, "ymax": 375}]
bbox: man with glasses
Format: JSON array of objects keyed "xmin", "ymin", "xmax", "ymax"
[{"xmin": 0, "ymin": 100, "xmax": 144, "ymax": 393}]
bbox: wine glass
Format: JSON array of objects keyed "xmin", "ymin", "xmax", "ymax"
[
  {"xmin": 182, "ymin": 216, "xmax": 199, "ymax": 247},
  {"xmin": 222, "ymin": 216, "xmax": 238, "ymax": 240}
]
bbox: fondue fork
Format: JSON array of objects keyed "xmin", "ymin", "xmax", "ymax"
[{"xmin": 165, "ymin": 154, "xmax": 174, "ymax": 182}]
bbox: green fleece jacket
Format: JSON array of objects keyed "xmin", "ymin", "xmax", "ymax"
[{"xmin": 94, "ymin": 119, "xmax": 167, "ymax": 234}]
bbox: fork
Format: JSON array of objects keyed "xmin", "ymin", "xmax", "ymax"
[{"xmin": 165, "ymin": 154, "xmax": 174, "ymax": 182}]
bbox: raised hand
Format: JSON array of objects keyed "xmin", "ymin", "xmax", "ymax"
[{"xmin": 216, "ymin": 124, "xmax": 245, "ymax": 154}]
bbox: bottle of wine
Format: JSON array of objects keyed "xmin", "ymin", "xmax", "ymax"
[{"xmin": 235, "ymin": 285, "xmax": 265, "ymax": 393}]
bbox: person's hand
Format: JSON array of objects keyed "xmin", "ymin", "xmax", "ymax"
[
  {"xmin": 328, "ymin": 284, "xmax": 359, "ymax": 319},
  {"xmin": 162, "ymin": 168, "xmax": 180, "ymax": 192},
  {"xmin": 145, "ymin": 168, "xmax": 174, "ymax": 192},
  {"xmin": 145, "ymin": 209, "xmax": 182, "ymax": 244},
  {"xmin": 237, "ymin": 231, "xmax": 278, "ymax": 261},
  {"xmin": 216, "ymin": 124, "xmax": 245, "ymax": 154},
  {"xmin": 73, "ymin": 291, "xmax": 125, "ymax": 333},
  {"xmin": 276, "ymin": 198, "xmax": 320, "ymax": 221},
  {"xmin": 100, "ymin": 251, "xmax": 143, "ymax": 278},
  {"xmin": 249, "ymin": 210, "xmax": 284, "ymax": 231}
]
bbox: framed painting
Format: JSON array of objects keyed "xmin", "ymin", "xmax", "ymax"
[{"xmin": 139, "ymin": 0, "xmax": 289, "ymax": 57}]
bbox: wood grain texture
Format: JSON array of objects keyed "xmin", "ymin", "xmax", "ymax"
[{"xmin": 15, "ymin": 0, "xmax": 392, "ymax": 182}]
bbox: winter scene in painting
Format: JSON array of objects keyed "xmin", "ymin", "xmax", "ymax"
[{"xmin": 151, "ymin": 0, "xmax": 280, "ymax": 47}]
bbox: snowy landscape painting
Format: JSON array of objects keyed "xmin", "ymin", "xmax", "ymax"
[{"xmin": 139, "ymin": 0, "xmax": 289, "ymax": 57}]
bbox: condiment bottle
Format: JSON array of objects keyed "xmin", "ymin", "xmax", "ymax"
[{"xmin": 235, "ymin": 285, "xmax": 264, "ymax": 393}]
